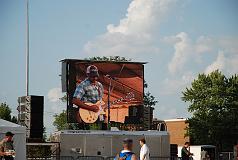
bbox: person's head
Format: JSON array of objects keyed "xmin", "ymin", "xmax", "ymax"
[
  {"xmin": 234, "ymin": 140, "xmax": 238, "ymax": 145},
  {"xmin": 86, "ymin": 65, "xmax": 99, "ymax": 83},
  {"xmin": 139, "ymin": 138, "xmax": 146, "ymax": 147},
  {"xmin": 123, "ymin": 138, "xmax": 133, "ymax": 151},
  {"xmin": 184, "ymin": 142, "xmax": 190, "ymax": 148},
  {"xmin": 5, "ymin": 132, "xmax": 14, "ymax": 141}
]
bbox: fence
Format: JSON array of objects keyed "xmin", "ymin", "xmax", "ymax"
[
  {"xmin": 218, "ymin": 152, "xmax": 234, "ymax": 160},
  {"xmin": 27, "ymin": 156, "xmax": 178, "ymax": 160},
  {"xmin": 105, "ymin": 157, "xmax": 172, "ymax": 160}
]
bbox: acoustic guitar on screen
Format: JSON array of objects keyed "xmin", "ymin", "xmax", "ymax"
[{"xmin": 79, "ymin": 92, "xmax": 135, "ymax": 123}]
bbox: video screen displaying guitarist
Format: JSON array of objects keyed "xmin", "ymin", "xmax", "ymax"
[
  {"xmin": 72, "ymin": 65, "xmax": 105, "ymax": 125},
  {"xmin": 62, "ymin": 59, "xmax": 145, "ymax": 127}
]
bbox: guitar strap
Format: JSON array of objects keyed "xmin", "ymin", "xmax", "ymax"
[{"xmin": 96, "ymin": 82, "xmax": 104, "ymax": 121}]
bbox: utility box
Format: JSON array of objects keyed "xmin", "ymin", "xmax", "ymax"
[{"xmin": 51, "ymin": 130, "xmax": 170, "ymax": 159}]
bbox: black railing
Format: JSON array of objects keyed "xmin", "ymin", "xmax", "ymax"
[{"xmin": 27, "ymin": 156, "xmax": 179, "ymax": 160}]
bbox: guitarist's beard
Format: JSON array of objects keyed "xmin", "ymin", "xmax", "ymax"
[{"xmin": 88, "ymin": 76, "xmax": 98, "ymax": 84}]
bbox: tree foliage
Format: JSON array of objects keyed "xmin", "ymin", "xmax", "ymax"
[
  {"xmin": 85, "ymin": 56, "xmax": 131, "ymax": 62},
  {"xmin": 182, "ymin": 70, "xmax": 238, "ymax": 151},
  {"xmin": 53, "ymin": 110, "xmax": 80, "ymax": 130},
  {"xmin": 0, "ymin": 102, "xmax": 18, "ymax": 123},
  {"xmin": 53, "ymin": 110, "xmax": 68, "ymax": 130},
  {"xmin": 144, "ymin": 82, "xmax": 158, "ymax": 107}
]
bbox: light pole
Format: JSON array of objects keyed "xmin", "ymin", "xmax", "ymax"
[{"xmin": 26, "ymin": 0, "xmax": 29, "ymax": 96}]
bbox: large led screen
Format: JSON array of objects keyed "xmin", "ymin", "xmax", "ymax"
[{"xmin": 62, "ymin": 60, "xmax": 144, "ymax": 124}]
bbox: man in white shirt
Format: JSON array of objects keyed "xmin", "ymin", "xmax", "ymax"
[{"xmin": 139, "ymin": 138, "xmax": 150, "ymax": 160}]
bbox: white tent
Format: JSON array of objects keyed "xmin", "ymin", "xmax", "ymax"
[{"xmin": 0, "ymin": 119, "xmax": 26, "ymax": 160}]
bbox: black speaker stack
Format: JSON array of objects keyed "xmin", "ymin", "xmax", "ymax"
[
  {"xmin": 18, "ymin": 95, "xmax": 44, "ymax": 140},
  {"xmin": 125, "ymin": 105, "xmax": 144, "ymax": 124},
  {"xmin": 125, "ymin": 105, "xmax": 154, "ymax": 130}
]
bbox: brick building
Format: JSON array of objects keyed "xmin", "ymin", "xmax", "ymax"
[{"xmin": 164, "ymin": 118, "xmax": 189, "ymax": 146}]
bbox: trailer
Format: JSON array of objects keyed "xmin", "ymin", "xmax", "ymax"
[
  {"xmin": 178, "ymin": 145, "xmax": 216, "ymax": 160},
  {"xmin": 51, "ymin": 130, "xmax": 170, "ymax": 159}
]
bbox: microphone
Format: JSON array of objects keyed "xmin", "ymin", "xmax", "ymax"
[{"xmin": 104, "ymin": 74, "xmax": 118, "ymax": 80}]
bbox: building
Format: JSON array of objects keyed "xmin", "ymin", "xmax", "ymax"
[{"xmin": 164, "ymin": 118, "xmax": 189, "ymax": 146}]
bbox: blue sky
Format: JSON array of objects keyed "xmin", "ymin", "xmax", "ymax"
[{"xmin": 1, "ymin": 0, "xmax": 238, "ymax": 134}]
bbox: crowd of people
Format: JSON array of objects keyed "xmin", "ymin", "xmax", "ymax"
[{"xmin": 1, "ymin": 130, "xmax": 236, "ymax": 160}]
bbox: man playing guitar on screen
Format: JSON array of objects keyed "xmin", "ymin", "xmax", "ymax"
[{"xmin": 72, "ymin": 65, "xmax": 104, "ymax": 123}]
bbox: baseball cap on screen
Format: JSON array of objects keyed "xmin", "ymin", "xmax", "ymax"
[{"xmin": 86, "ymin": 65, "xmax": 99, "ymax": 77}]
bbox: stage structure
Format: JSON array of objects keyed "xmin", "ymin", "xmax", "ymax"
[
  {"xmin": 51, "ymin": 130, "xmax": 170, "ymax": 159},
  {"xmin": 61, "ymin": 59, "xmax": 146, "ymax": 128}
]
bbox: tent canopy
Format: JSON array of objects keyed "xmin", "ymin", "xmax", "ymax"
[
  {"xmin": 0, "ymin": 119, "xmax": 25, "ymax": 133},
  {"xmin": 0, "ymin": 119, "xmax": 26, "ymax": 160}
]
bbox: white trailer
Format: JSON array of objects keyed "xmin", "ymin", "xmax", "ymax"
[
  {"xmin": 178, "ymin": 145, "xmax": 216, "ymax": 160},
  {"xmin": 51, "ymin": 130, "xmax": 170, "ymax": 159}
]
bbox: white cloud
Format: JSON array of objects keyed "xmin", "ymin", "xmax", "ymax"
[
  {"xmin": 205, "ymin": 51, "xmax": 225, "ymax": 74},
  {"xmin": 45, "ymin": 88, "xmax": 65, "ymax": 134},
  {"xmin": 48, "ymin": 103, "xmax": 65, "ymax": 114},
  {"xmin": 161, "ymin": 71, "xmax": 195, "ymax": 95},
  {"xmin": 228, "ymin": 55, "xmax": 238, "ymax": 74},
  {"xmin": 166, "ymin": 33, "xmax": 214, "ymax": 74},
  {"xmin": 205, "ymin": 51, "xmax": 238, "ymax": 75},
  {"xmin": 195, "ymin": 36, "xmax": 213, "ymax": 53},
  {"xmin": 47, "ymin": 87, "xmax": 63, "ymax": 102},
  {"xmin": 84, "ymin": 0, "xmax": 177, "ymax": 57},
  {"xmin": 168, "ymin": 32, "xmax": 192, "ymax": 74},
  {"xmin": 217, "ymin": 37, "xmax": 238, "ymax": 55},
  {"xmin": 166, "ymin": 32, "xmax": 238, "ymax": 75}
]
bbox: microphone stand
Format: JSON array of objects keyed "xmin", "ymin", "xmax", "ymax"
[
  {"xmin": 105, "ymin": 74, "xmax": 118, "ymax": 130},
  {"xmin": 107, "ymin": 77, "xmax": 112, "ymax": 130}
]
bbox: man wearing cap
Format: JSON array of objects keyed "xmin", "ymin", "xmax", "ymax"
[
  {"xmin": 72, "ymin": 65, "xmax": 104, "ymax": 123},
  {"xmin": 0, "ymin": 132, "xmax": 15, "ymax": 160},
  {"xmin": 114, "ymin": 138, "xmax": 137, "ymax": 160}
]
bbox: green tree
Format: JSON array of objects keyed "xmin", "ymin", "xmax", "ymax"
[
  {"xmin": 53, "ymin": 110, "xmax": 68, "ymax": 130},
  {"xmin": 85, "ymin": 56, "xmax": 131, "ymax": 62},
  {"xmin": 53, "ymin": 110, "xmax": 79, "ymax": 130},
  {"xmin": 144, "ymin": 82, "xmax": 158, "ymax": 107},
  {"xmin": 0, "ymin": 102, "xmax": 18, "ymax": 123},
  {"xmin": 182, "ymin": 70, "xmax": 238, "ymax": 151}
]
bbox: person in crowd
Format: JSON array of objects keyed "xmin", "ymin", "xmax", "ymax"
[
  {"xmin": 201, "ymin": 149, "xmax": 208, "ymax": 160},
  {"xmin": 234, "ymin": 141, "xmax": 238, "ymax": 160},
  {"xmin": 181, "ymin": 142, "xmax": 193, "ymax": 160},
  {"xmin": 114, "ymin": 138, "xmax": 137, "ymax": 160},
  {"xmin": 0, "ymin": 132, "xmax": 15, "ymax": 160},
  {"xmin": 139, "ymin": 138, "xmax": 150, "ymax": 160}
]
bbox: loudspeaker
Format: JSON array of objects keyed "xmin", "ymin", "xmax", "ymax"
[
  {"xmin": 127, "ymin": 105, "xmax": 154, "ymax": 130},
  {"xmin": 29, "ymin": 96, "xmax": 44, "ymax": 130},
  {"xmin": 18, "ymin": 95, "xmax": 44, "ymax": 139},
  {"xmin": 61, "ymin": 62, "xmax": 67, "ymax": 92},
  {"xmin": 128, "ymin": 105, "xmax": 143, "ymax": 117},
  {"xmin": 125, "ymin": 105, "xmax": 144, "ymax": 124}
]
